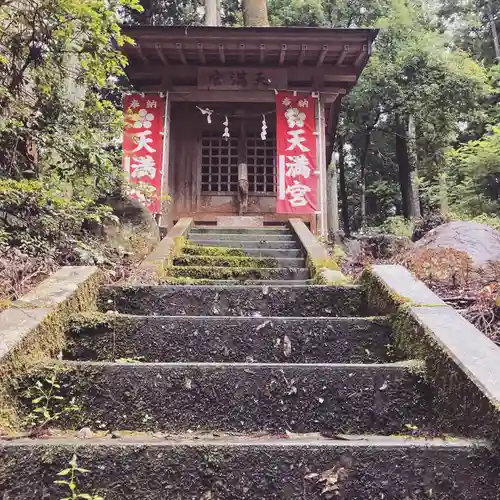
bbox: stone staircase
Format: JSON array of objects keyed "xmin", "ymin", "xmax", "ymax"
[
  {"xmin": 1, "ymin": 226, "xmax": 499, "ymax": 498},
  {"xmin": 165, "ymin": 225, "xmax": 313, "ymax": 285}
]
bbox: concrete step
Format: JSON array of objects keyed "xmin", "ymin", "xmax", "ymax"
[
  {"xmin": 183, "ymin": 246, "xmax": 304, "ymax": 259},
  {"xmin": 2, "ymin": 435, "xmax": 497, "ymax": 499},
  {"xmin": 189, "ymin": 240, "xmax": 301, "ymax": 250},
  {"xmin": 166, "ymin": 266, "xmax": 310, "ymax": 281},
  {"xmin": 189, "ymin": 233, "xmax": 296, "ymax": 242},
  {"xmin": 161, "ymin": 279, "xmax": 315, "ymax": 286},
  {"xmin": 173, "ymin": 255, "xmax": 306, "ymax": 269},
  {"xmin": 18, "ymin": 361, "xmax": 436, "ymax": 434},
  {"xmin": 191, "ymin": 227, "xmax": 291, "ymax": 235},
  {"xmin": 99, "ymin": 285, "xmax": 368, "ymax": 317},
  {"xmin": 65, "ymin": 315, "xmax": 392, "ymax": 364}
]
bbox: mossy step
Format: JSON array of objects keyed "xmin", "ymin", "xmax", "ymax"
[
  {"xmin": 2, "ymin": 437, "xmax": 497, "ymax": 499},
  {"xmin": 189, "ymin": 233, "xmax": 296, "ymax": 242},
  {"xmin": 190, "ymin": 240, "xmax": 300, "ymax": 250},
  {"xmin": 16, "ymin": 361, "xmax": 438, "ymax": 434},
  {"xmin": 174, "ymin": 255, "xmax": 305, "ymax": 269},
  {"xmin": 183, "ymin": 245, "xmax": 246, "ymax": 257},
  {"xmin": 161, "ymin": 279, "xmax": 314, "ymax": 286},
  {"xmin": 99, "ymin": 284, "xmax": 368, "ymax": 317},
  {"xmin": 173, "ymin": 255, "xmax": 280, "ymax": 268},
  {"xmin": 65, "ymin": 315, "xmax": 392, "ymax": 364},
  {"xmin": 166, "ymin": 266, "xmax": 310, "ymax": 281},
  {"xmin": 191, "ymin": 227, "xmax": 291, "ymax": 234}
]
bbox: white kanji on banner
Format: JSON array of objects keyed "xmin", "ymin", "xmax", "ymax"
[
  {"xmin": 286, "ymin": 155, "xmax": 311, "ymax": 179},
  {"xmin": 286, "ymin": 129, "xmax": 310, "ymax": 153},
  {"xmin": 286, "ymin": 181, "xmax": 312, "ymax": 207},
  {"xmin": 132, "ymin": 130, "xmax": 156, "ymax": 153}
]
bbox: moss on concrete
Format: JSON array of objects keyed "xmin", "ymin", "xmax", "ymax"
[
  {"xmin": 0, "ymin": 270, "xmax": 103, "ymax": 431},
  {"xmin": 166, "ymin": 266, "xmax": 302, "ymax": 281},
  {"xmin": 183, "ymin": 245, "xmax": 246, "ymax": 257},
  {"xmin": 174, "ymin": 255, "xmax": 277, "ymax": 269}
]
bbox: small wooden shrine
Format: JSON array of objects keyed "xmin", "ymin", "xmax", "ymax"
[{"xmin": 121, "ymin": 25, "xmax": 377, "ymax": 233}]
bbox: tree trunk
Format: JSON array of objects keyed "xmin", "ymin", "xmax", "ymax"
[
  {"xmin": 487, "ymin": 0, "xmax": 500, "ymax": 62},
  {"xmin": 242, "ymin": 0, "xmax": 269, "ymax": 27},
  {"xmin": 395, "ymin": 113, "xmax": 420, "ymax": 219},
  {"xmin": 338, "ymin": 136, "xmax": 350, "ymax": 237},
  {"xmin": 205, "ymin": 0, "xmax": 218, "ymax": 26},
  {"xmin": 359, "ymin": 132, "xmax": 370, "ymax": 228},
  {"xmin": 327, "ymin": 151, "xmax": 339, "ymax": 237}
]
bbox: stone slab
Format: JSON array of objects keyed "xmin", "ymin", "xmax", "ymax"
[
  {"xmin": 191, "ymin": 227, "xmax": 288, "ymax": 234},
  {"xmin": 189, "ymin": 233, "xmax": 296, "ymax": 242},
  {"xmin": 17, "ymin": 361, "xmax": 436, "ymax": 434},
  {"xmin": 65, "ymin": 316, "xmax": 392, "ymax": 363},
  {"xmin": 410, "ymin": 306, "xmax": 500, "ymax": 409},
  {"xmin": 1, "ymin": 437, "xmax": 497, "ymax": 499},
  {"xmin": 99, "ymin": 285, "xmax": 367, "ymax": 317},
  {"xmin": 140, "ymin": 217, "xmax": 193, "ymax": 271},
  {"xmin": 216, "ymin": 216, "xmax": 264, "ymax": 227},
  {"xmin": 167, "ymin": 266, "xmax": 310, "ymax": 281},
  {"xmin": 190, "ymin": 240, "xmax": 299, "ymax": 249},
  {"xmin": 367, "ymin": 265, "xmax": 447, "ymax": 311},
  {"xmin": 0, "ymin": 266, "xmax": 99, "ymax": 363}
]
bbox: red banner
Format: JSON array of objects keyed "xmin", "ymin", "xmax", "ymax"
[
  {"xmin": 276, "ymin": 92, "xmax": 318, "ymax": 214},
  {"xmin": 122, "ymin": 94, "xmax": 165, "ymax": 214}
]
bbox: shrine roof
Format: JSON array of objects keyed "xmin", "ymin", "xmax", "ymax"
[{"xmin": 121, "ymin": 25, "xmax": 378, "ymax": 96}]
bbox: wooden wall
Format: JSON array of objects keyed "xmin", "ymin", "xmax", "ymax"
[{"xmin": 168, "ymin": 102, "xmax": 315, "ymax": 229}]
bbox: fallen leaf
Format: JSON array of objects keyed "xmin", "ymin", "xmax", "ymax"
[
  {"xmin": 283, "ymin": 335, "xmax": 292, "ymax": 357},
  {"xmin": 304, "ymin": 472, "xmax": 319, "ymax": 480},
  {"xmin": 256, "ymin": 320, "xmax": 271, "ymax": 332},
  {"xmin": 200, "ymin": 491, "xmax": 212, "ymax": 500}
]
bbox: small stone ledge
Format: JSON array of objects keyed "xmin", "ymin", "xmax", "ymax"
[
  {"xmin": 289, "ymin": 218, "xmax": 348, "ymax": 284},
  {"xmin": 0, "ymin": 266, "xmax": 101, "ymax": 429},
  {"xmin": 363, "ymin": 264, "xmax": 500, "ymax": 442},
  {"xmin": 139, "ymin": 217, "xmax": 193, "ymax": 276}
]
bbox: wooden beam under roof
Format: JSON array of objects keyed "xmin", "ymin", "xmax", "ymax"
[
  {"xmin": 354, "ymin": 45, "xmax": 368, "ymax": 67},
  {"xmin": 298, "ymin": 44, "xmax": 307, "ymax": 66},
  {"xmin": 155, "ymin": 43, "xmax": 168, "ymax": 66},
  {"xmin": 134, "ymin": 44, "xmax": 148, "ymax": 65},
  {"xmin": 175, "ymin": 43, "xmax": 187, "ymax": 65},
  {"xmin": 279, "ymin": 44, "xmax": 287, "ymax": 65},
  {"xmin": 218, "ymin": 43, "xmax": 226, "ymax": 64},
  {"xmin": 197, "ymin": 43, "xmax": 206, "ymax": 65},
  {"xmin": 336, "ymin": 45, "xmax": 349, "ymax": 66},
  {"xmin": 316, "ymin": 45, "xmax": 328, "ymax": 67}
]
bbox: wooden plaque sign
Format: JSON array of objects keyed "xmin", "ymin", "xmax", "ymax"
[{"xmin": 198, "ymin": 67, "xmax": 287, "ymax": 91}]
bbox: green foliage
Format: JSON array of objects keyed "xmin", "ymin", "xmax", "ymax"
[
  {"xmin": 376, "ymin": 216, "xmax": 415, "ymax": 238},
  {"xmin": 54, "ymin": 454, "xmax": 103, "ymax": 500},
  {"xmin": 0, "ymin": 178, "xmax": 117, "ymax": 257},
  {"xmin": 26, "ymin": 372, "xmax": 80, "ymax": 432}
]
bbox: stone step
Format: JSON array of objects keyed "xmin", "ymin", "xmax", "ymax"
[
  {"xmin": 99, "ymin": 285, "xmax": 368, "ymax": 317},
  {"xmin": 173, "ymin": 255, "xmax": 306, "ymax": 269},
  {"xmin": 189, "ymin": 233, "xmax": 296, "ymax": 242},
  {"xmin": 166, "ymin": 266, "xmax": 310, "ymax": 281},
  {"xmin": 1, "ymin": 436, "xmax": 496, "ymax": 499},
  {"xmin": 183, "ymin": 246, "xmax": 304, "ymax": 259},
  {"xmin": 161, "ymin": 279, "xmax": 315, "ymax": 286},
  {"xmin": 17, "ymin": 361, "xmax": 436, "ymax": 434},
  {"xmin": 189, "ymin": 240, "xmax": 301, "ymax": 250},
  {"xmin": 65, "ymin": 315, "xmax": 392, "ymax": 364},
  {"xmin": 191, "ymin": 227, "xmax": 291, "ymax": 235}
]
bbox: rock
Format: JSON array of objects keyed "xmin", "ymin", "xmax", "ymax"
[
  {"xmin": 86, "ymin": 195, "xmax": 160, "ymax": 258},
  {"xmin": 348, "ymin": 234, "xmax": 413, "ymax": 259},
  {"xmin": 77, "ymin": 427, "xmax": 93, "ymax": 439},
  {"xmin": 111, "ymin": 431, "xmax": 123, "ymax": 439},
  {"xmin": 414, "ymin": 221, "xmax": 500, "ymax": 268},
  {"xmin": 412, "ymin": 212, "xmax": 448, "ymax": 242}
]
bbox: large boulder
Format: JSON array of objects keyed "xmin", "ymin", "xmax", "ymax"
[
  {"xmin": 89, "ymin": 196, "xmax": 160, "ymax": 257},
  {"xmin": 414, "ymin": 221, "xmax": 500, "ymax": 268}
]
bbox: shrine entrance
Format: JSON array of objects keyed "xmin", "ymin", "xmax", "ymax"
[{"xmin": 120, "ymin": 25, "xmax": 377, "ymax": 234}]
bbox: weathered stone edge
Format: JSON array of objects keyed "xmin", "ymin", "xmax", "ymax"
[
  {"xmin": 139, "ymin": 217, "xmax": 193, "ymax": 275},
  {"xmin": 0, "ymin": 266, "xmax": 102, "ymax": 429},
  {"xmin": 288, "ymin": 218, "xmax": 348, "ymax": 284},
  {"xmin": 362, "ymin": 264, "xmax": 500, "ymax": 442}
]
